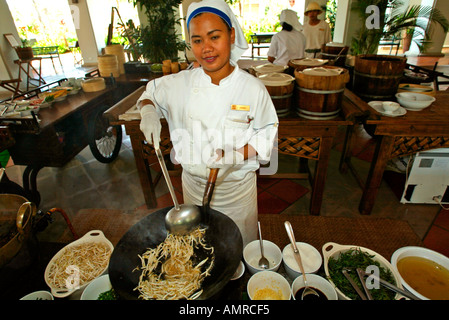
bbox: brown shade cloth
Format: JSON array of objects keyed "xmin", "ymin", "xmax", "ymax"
[{"xmin": 258, "ymin": 214, "xmax": 423, "ymax": 261}]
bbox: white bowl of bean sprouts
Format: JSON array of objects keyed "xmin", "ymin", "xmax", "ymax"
[{"xmin": 44, "ymin": 230, "xmax": 114, "ymax": 298}]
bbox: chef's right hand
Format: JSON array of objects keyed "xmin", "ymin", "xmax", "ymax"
[{"xmin": 140, "ymin": 104, "xmax": 161, "ymax": 149}]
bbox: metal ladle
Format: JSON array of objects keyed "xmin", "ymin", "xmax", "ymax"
[
  {"xmin": 284, "ymin": 221, "xmax": 320, "ymax": 300},
  {"xmin": 156, "ymin": 148, "xmax": 201, "ymax": 235},
  {"xmin": 257, "ymin": 221, "xmax": 270, "ymax": 269}
]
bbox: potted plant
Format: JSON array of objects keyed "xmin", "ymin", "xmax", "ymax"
[
  {"xmin": 130, "ymin": 0, "xmax": 188, "ymax": 63},
  {"xmin": 16, "ymin": 38, "xmax": 34, "ymax": 60},
  {"xmin": 350, "ymin": 0, "xmax": 449, "ymax": 55}
]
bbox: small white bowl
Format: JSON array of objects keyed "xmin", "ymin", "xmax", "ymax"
[
  {"xmin": 282, "ymin": 242, "xmax": 322, "ymax": 280},
  {"xmin": 391, "ymin": 246, "xmax": 449, "ymax": 300},
  {"xmin": 20, "ymin": 290, "xmax": 54, "ymax": 300},
  {"xmin": 291, "ymin": 274, "xmax": 338, "ymax": 300},
  {"xmin": 81, "ymin": 274, "xmax": 114, "ymax": 300},
  {"xmin": 247, "ymin": 270, "xmax": 291, "ymax": 300},
  {"xmin": 382, "ymin": 101, "xmax": 400, "ymax": 114},
  {"xmin": 395, "ymin": 92, "xmax": 436, "ymax": 110},
  {"xmin": 243, "ymin": 240, "xmax": 282, "ymax": 274},
  {"xmin": 230, "ymin": 261, "xmax": 245, "ymax": 280}
]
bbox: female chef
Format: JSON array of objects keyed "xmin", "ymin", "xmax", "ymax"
[
  {"xmin": 268, "ymin": 9, "xmax": 306, "ymax": 66},
  {"xmin": 137, "ymin": 0, "xmax": 279, "ymax": 246}
]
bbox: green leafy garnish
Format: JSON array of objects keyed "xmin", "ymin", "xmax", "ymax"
[
  {"xmin": 327, "ymin": 248, "xmax": 396, "ymax": 300},
  {"xmin": 97, "ymin": 288, "xmax": 118, "ymax": 300}
]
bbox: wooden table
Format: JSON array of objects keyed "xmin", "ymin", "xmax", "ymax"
[
  {"xmin": 105, "ymin": 80, "xmax": 363, "ymax": 215},
  {"xmin": 341, "ymin": 90, "xmax": 449, "ymax": 215},
  {"xmin": 250, "ymin": 32, "xmax": 275, "ymax": 58}
]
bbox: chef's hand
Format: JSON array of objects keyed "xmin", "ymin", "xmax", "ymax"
[
  {"xmin": 207, "ymin": 147, "xmax": 245, "ymax": 179},
  {"xmin": 139, "ymin": 104, "xmax": 161, "ymax": 149}
]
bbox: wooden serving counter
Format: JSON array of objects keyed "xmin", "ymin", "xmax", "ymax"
[{"xmin": 341, "ymin": 90, "xmax": 449, "ymax": 215}]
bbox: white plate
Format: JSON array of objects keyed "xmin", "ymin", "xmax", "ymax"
[{"xmin": 368, "ymin": 101, "xmax": 407, "ymax": 117}]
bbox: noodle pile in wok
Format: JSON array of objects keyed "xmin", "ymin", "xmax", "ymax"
[{"xmin": 134, "ymin": 228, "xmax": 214, "ymax": 300}]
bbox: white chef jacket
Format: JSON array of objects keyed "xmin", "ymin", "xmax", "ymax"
[
  {"xmin": 137, "ymin": 63, "xmax": 279, "ymax": 245},
  {"xmin": 137, "ymin": 63, "xmax": 278, "ymax": 183},
  {"xmin": 267, "ymin": 29, "xmax": 306, "ymax": 66},
  {"xmin": 303, "ymin": 20, "xmax": 332, "ymax": 57}
]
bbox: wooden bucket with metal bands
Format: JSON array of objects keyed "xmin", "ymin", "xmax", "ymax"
[
  {"xmin": 294, "ymin": 66, "xmax": 349, "ymax": 120},
  {"xmin": 258, "ymin": 72, "xmax": 295, "ymax": 117},
  {"xmin": 352, "ymin": 54, "xmax": 407, "ymax": 101}
]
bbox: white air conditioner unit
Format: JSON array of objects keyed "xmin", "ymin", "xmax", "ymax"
[{"xmin": 401, "ymin": 148, "xmax": 449, "ymax": 204}]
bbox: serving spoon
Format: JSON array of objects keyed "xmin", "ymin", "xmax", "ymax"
[
  {"xmin": 284, "ymin": 221, "xmax": 320, "ymax": 300},
  {"xmin": 156, "ymin": 148, "xmax": 201, "ymax": 235},
  {"xmin": 257, "ymin": 221, "xmax": 270, "ymax": 269}
]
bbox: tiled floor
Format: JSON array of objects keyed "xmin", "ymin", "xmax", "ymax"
[{"xmin": 2, "ymin": 51, "xmax": 449, "ymax": 258}]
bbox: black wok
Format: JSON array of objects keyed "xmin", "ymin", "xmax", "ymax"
[{"xmin": 108, "ymin": 206, "xmax": 243, "ymax": 300}]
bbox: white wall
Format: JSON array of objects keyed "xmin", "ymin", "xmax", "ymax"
[{"xmin": 0, "ymin": 0, "xmax": 21, "ymax": 93}]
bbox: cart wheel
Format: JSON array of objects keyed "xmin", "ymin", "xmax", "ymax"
[{"xmin": 88, "ymin": 108, "xmax": 122, "ymax": 163}]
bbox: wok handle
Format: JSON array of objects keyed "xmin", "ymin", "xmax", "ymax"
[{"xmin": 202, "ymin": 168, "xmax": 219, "ymax": 223}]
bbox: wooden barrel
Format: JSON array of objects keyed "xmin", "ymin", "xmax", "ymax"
[
  {"xmin": 353, "ymin": 54, "xmax": 407, "ymax": 101},
  {"xmin": 105, "ymin": 44, "xmax": 126, "ymax": 74},
  {"xmin": 288, "ymin": 58, "xmax": 328, "ymax": 73},
  {"xmin": 320, "ymin": 43, "xmax": 348, "ymax": 67},
  {"xmin": 294, "ymin": 66, "xmax": 350, "ymax": 120},
  {"xmin": 98, "ymin": 54, "xmax": 120, "ymax": 78},
  {"xmin": 258, "ymin": 73, "xmax": 295, "ymax": 117}
]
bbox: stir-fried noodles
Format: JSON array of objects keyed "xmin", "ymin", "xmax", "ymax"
[{"xmin": 134, "ymin": 228, "xmax": 214, "ymax": 300}]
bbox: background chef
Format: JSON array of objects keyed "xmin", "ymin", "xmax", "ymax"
[
  {"xmin": 302, "ymin": 1, "xmax": 332, "ymax": 58},
  {"xmin": 137, "ymin": 0, "xmax": 279, "ymax": 246},
  {"xmin": 268, "ymin": 9, "xmax": 306, "ymax": 66}
]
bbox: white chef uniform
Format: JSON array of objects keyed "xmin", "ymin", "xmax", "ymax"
[
  {"xmin": 268, "ymin": 9, "xmax": 306, "ymax": 66},
  {"xmin": 303, "ymin": 20, "xmax": 332, "ymax": 58},
  {"xmin": 137, "ymin": 65, "xmax": 278, "ymax": 246}
]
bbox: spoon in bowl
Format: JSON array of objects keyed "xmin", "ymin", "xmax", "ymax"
[
  {"xmin": 284, "ymin": 221, "xmax": 320, "ymax": 300},
  {"xmin": 258, "ymin": 221, "xmax": 270, "ymax": 269}
]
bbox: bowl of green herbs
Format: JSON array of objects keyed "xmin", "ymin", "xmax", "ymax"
[
  {"xmin": 322, "ymin": 242, "xmax": 403, "ymax": 300},
  {"xmin": 81, "ymin": 274, "xmax": 118, "ymax": 300}
]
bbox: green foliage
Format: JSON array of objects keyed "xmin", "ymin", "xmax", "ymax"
[
  {"xmin": 325, "ymin": 0, "xmax": 338, "ymax": 38},
  {"xmin": 129, "ymin": 0, "xmax": 188, "ymax": 62},
  {"xmin": 350, "ymin": 0, "xmax": 449, "ymax": 55}
]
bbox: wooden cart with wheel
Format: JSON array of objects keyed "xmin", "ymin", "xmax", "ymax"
[{"xmin": 0, "ymin": 83, "xmax": 123, "ymax": 206}]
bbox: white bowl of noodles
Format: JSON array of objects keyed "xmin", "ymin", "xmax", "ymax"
[{"xmin": 44, "ymin": 230, "xmax": 113, "ymax": 298}]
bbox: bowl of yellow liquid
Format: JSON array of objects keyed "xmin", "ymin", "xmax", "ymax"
[{"xmin": 391, "ymin": 247, "xmax": 449, "ymax": 300}]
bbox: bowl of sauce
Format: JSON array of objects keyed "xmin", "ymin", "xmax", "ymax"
[
  {"xmin": 291, "ymin": 274, "xmax": 338, "ymax": 301},
  {"xmin": 391, "ymin": 246, "xmax": 449, "ymax": 300}
]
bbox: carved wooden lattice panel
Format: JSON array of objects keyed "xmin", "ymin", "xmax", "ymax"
[
  {"xmin": 277, "ymin": 137, "xmax": 321, "ymax": 159},
  {"xmin": 391, "ymin": 136, "xmax": 449, "ymax": 158}
]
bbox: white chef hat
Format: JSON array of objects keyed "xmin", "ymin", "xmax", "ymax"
[
  {"xmin": 186, "ymin": 0, "xmax": 248, "ymax": 63},
  {"xmin": 280, "ymin": 9, "xmax": 303, "ymax": 32}
]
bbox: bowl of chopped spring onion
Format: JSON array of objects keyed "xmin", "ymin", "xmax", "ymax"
[
  {"xmin": 81, "ymin": 274, "xmax": 118, "ymax": 300},
  {"xmin": 322, "ymin": 242, "xmax": 404, "ymax": 300}
]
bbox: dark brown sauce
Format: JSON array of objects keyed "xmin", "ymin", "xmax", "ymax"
[{"xmin": 294, "ymin": 287, "xmax": 328, "ymax": 301}]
